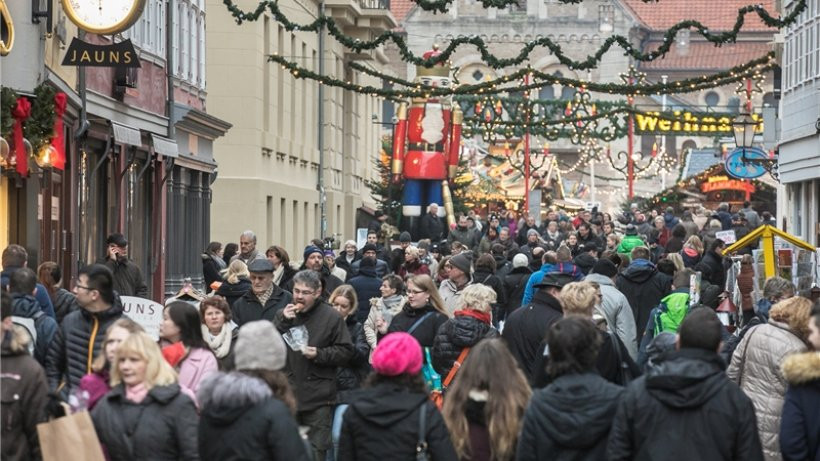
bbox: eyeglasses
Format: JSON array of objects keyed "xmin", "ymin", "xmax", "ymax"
[
  {"xmin": 407, "ymin": 289, "xmax": 426, "ymax": 295},
  {"xmin": 293, "ymin": 288, "xmax": 317, "ymax": 296},
  {"xmin": 75, "ymin": 284, "xmax": 94, "ymax": 292}
]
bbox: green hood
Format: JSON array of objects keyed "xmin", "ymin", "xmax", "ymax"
[{"xmin": 654, "ymin": 291, "xmax": 690, "ymax": 335}]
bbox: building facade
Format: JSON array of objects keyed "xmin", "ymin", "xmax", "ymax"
[
  {"xmin": 778, "ymin": 0, "xmax": 820, "ymax": 246},
  {"xmin": 1, "ymin": 0, "xmax": 230, "ymax": 299},
  {"xmin": 206, "ymin": 0, "xmax": 396, "ymax": 258}
]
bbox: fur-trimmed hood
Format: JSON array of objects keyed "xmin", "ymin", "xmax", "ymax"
[
  {"xmin": 197, "ymin": 372, "xmax": 272, "ymax": 425},
  {"xmin": 781, "ymin": 351, "xmax": 820, "ymax": 385},
  {"xmin": 1, "ymin": 326, "xmax": 32, "ymax": 356}
]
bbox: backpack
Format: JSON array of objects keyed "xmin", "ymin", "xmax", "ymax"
[{"xmin": 11, "ymin": 310, "xmax": 45, "ymax": 356}]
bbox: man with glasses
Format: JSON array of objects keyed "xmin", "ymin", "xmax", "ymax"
[
  {"xmin": 275, "ymin": 270, "xmax": 353, "ymax": 461},
  {"xmin": 45, "ymin": 264, "xmax": 124, "ymax": 397},
  {"xmin": 232, "ymin": 259, "xmax": 293, "ymax": 327}
]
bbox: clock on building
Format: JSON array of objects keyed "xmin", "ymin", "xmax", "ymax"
[{"xmin": 61, "ymin": 0, "xmax": 146, "ymax": 35}]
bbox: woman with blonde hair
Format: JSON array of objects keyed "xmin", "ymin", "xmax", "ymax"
[
  {"xmin": 91, "ymin": 332, "xmax": 199, "ymax": 460},
  {"xmin": 432, "ymin": 284, "xmax": 499, "ymax": 378},
  {"xmin": 385, "ymin": 274, "xmax": 449, "ymax": 348},
  {"xmin": 728, "ymin": 296, "xmax": 813, "ymax": 460},
  {"xmin": 79, "ymin": 317, "xmax": 144, "ymax": 410},
  {"xmin": 443, "ymin": 339, "xmax": 530, "ymax": 461},
  {"xmin": 398, "ymin": 246, "xmax": 431, "ymax": 279},
  {"xmin": 215, "ymin": 259, "xmax": 252, "ymax": 308},
  {"xmin": 532, "ymin": 281, "xmax": 639, "ymax": 387},
  {"xmin": 680, "ymin": 235, "xmax": 704, "ymax": 268},
  {"xmin": 665, "ymin": 253, "xmax": 685, "ymax": 274}
]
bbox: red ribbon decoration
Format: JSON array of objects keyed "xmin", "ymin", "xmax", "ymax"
[
  {"xmin": 52, "ymin": 92, "xmax": 68, "ymax": 170},
  {"xmin": 12, "ymin": 97, "xmax": 31, "ymax": 177}
]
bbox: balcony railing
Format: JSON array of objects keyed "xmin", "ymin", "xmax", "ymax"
[{"xmin": 359, "ymin": 0, "xmax": 390, "ymax": 9}]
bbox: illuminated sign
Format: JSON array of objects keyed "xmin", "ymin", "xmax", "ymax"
[
  {"xmin": 701, "ymin": 177, "xmax": 756, "ymax": 194},
  {"xmin": 634, "ymin": 111, "xmax": 764, "ymax": 135}
]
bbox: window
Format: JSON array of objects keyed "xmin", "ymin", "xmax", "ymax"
[{"xmin": 121, "ymin": 0, "xmax": 165, "ymax": 57}]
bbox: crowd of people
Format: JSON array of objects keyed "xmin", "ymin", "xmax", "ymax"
[{"xmin": 1, "ymin": 199, "xmax": 819, "ymax": 461}]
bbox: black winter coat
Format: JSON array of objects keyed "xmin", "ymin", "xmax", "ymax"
[
  {"xmin": 695, "ymin": 250, "xmax": 728, "ymax": 289},
  {"xmin": 607, "ymin": 348, "xmax": 764, "ymax": 461},
  {"xmin": 502, "ymin": 266, "xmax": 532, "ymax": 318},
  {"xmin": 202, "ymin": 254, "xmax": 224, "ymax": 293},
  {"xmin": 517, "ymin": 373, "xmax": 625, "ymax": 461},
  {"xmin": 419, "ymin": 213, "xmax": 445, "ymax": 242},
  {"xmin": 274, "ymin": 300, "xmax": 354, "ymax": 412},
  {"xmin": 431, "ymin": 315, "xmax": 498, "ymax": 377},
  {"xmin": 45, "ymin": 300, "xmax": 124, "ymax": 396},
  {"xmin": 336, "ymin": 317, "xmax": 371, "ymax": 393},
  {"xmin": 348, "ymin": 266, "xmax": 383, "ymax": 323},
  {"xmin": 92, "ymin": 383, "xmax": 199, "ymax": 461},
  {"xmin": 473, "ymin": 268, "xmax": 507, "ymax": 321},
  {"xmin": 502, "ymin": 290, "xmax": 563, "ymax": 382},
  {"xmin": 216, "ymin": 278, "xmax": 252, "ymax": 308},
  {"xmin": 98, "ymin": 257, "xmax": 148, "ymax": 298},
  {"xmin": 53, "ymin": 288, "xmax": 77, "ymax": 325},
  {"xmin": 386, "ymin": 304, "xmax": 449, "ymax": 349},
  {"xmin": 336, "ymin": 255, "xmax": 360, "ymax": 281},
  {"xmin": 615, "ymin": 261, "xmax": 672, "ymax": 346},
  {"xmin": 339, "ymin": 385, "xmax": 458, "ymax": 461},
  {"xmin": 198, "ymin": 372, "xmax": 310, "ymax": 461},
  {"xmin": 231, "ymin": 284, "xmax": 292, "ymax": 327}
]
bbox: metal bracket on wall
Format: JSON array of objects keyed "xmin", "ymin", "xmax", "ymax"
[{"xmin": 31, "ymin": 0, "xmax": 53, "ymax": 35}]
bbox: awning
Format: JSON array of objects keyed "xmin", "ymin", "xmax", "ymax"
[
  {"xmin": 151, "ymin": 134, "xmax": 178, "ymax": 158},
  {"xmin": 111, "ymin": 121, "xmax": 142, "ymax": 147}
]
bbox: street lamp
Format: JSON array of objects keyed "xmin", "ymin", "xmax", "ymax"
[{"xmin": 732, "ymin": 113, "xmax": 757, "ymax": 151}]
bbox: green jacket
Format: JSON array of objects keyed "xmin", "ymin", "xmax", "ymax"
[
  {"xmin": 653, "ymin": 290, "xmax": 691, "ymax": 336},
  {"xmin": 617, "ymin": 234, "xmax": 645, "ymax": 257}
]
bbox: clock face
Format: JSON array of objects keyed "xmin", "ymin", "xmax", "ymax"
[{"xmin": 61, "ymin": 0, "xmax": 146, "ymax": 34}]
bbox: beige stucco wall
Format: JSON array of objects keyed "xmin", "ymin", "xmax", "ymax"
[{"xmin": 206, "ymin": 0, "xmax": 391, "ymax": 259}]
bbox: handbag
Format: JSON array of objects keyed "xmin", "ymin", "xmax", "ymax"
[
  {"xmin": 421, "ymin": 347, "xmax": 441, "ymax": 392},
  {"xmin": 609, "ymin": 333, "xmax": 635, "ymax": 386},
  {"xmin": 431, "ymin": 347, "xmax": 470, "ymax": 409},
  {"xmin": 36, "ymin": 403, "xmax": 106, "ymax": 461},
  {"xmin": 416, "ymin": 402, "xmax": 431, "ymax": 461}
]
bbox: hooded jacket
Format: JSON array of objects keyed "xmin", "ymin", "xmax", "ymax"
[
  {"xmin": 431, "ymin": 314, "xmax": 498, "ymax": 377},
  {"xmin": 779, "ymin": 352, "xmax": 820, "ymax": 461},
  {"xmin": 727, "ymin": 320, "xmax": 809, "ymax": 461},
  {"xmin": 231, "ymin": 283, "xmax": 293, "ymax": 327},
  {"xmin": 349, "ymin": 264, "xmax": 383, "ymax": 323},
  {"xmin": 615, "ymin": 260, "xmax": 672, "ymax": 346},
  {"xmin": 608, "ymin": 348, "xmax": 764, "ymax": 461},
  {"xmin": 637, "ymin": 289, "xmax": 690, "ymax": 365},
  {"xmin": 92, "ymin": 383, "xmax": 199, "ymax": 460},
  {"xmin": 616, "ymin": 234, "xmax": 644, "ymax": 257},
  {"xmin": 1, "ymin": 268, "xmax": 57, "ymax": 319},
  {"xmin": 338, "ymin": 385, "xmax": 458, "ymax": 461},
  {"xmin": 198, "ymin": 372, "xmax": 310, "ymax": 461},
  {"xmin": 584, "ymin": 273, "xmax": 638, "ymax": 359},
  {"xmin": 1, "ymin": 327, "xmax": 48, "ymax": 461},
  {"xmin": 695, "ymin": 249, "xmax": 727, "ymax": 289},
  {"xmin": 45, "ymin": 298, "xmax": 124, "ymax": 396},
  {"xmin": 11, "ymin": 293, "xmax": 58, "ymax": 365},
  {"xmin": 274, "ymin": 300, "xmax": 354, "ymax": 412},
  {"xmin": 502, "ymin": 289, "xmax": 563, "ymax": 382},
  {"xmin": 517, "ymin": 373, "xmax": 625, "ymax": 461},
  {"xmin": 216, "ymin": 277, "xmax": 252, "ymax": 308}
]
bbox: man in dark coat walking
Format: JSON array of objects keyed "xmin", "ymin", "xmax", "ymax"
[
  {"xmin": 274, "ymin": 270, "xmax": 353, "ymax": 461},
  {"xmin": 607, "ymin": 308, "xmax": 763, "ymax": 461},
  {"xmin": 615, "ymin": 246, "xmax": 672, "ymax": 346},
  {"xmin": 232, "ymin": 259, "xmax": 293, "ymax": 326},
  {"xmin": 502, "ymin": 272, "xmax": 573, "ymax": 382},
  {"xmin": 418, "ymin": 203, "xmax": 445, "ymax": 242},
  {"xmin": 502, "ymin": 254, "xmax": 532, "ymax": 319},
  {"xmin": 348, "ymin": 257, "xmax": 383, "ymax": 323}
]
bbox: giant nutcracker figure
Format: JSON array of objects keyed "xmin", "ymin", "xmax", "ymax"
[{"xmin": 392, "ymin": 45, "xmax": 462, "ymax": 233}]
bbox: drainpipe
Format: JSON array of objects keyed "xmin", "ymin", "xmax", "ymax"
[{"xmin": 317, "ymin": 1, "xmax": 326, "ymax": 239}]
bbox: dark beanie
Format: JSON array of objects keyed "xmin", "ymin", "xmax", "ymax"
[
  {"xmin": 591, "ymin": 258, "xmax": 618, "ymax": 278},
  {"xmin": 399, "ymin": 232, "xmax": 412, "ymax": 243},
  {"xmin": 449, "ymin": 253, "xmax": 472, "ymax": 274}
]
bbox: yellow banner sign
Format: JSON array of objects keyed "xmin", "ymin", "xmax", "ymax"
[{"xmin": 634, "ymin": 111, "xmax": 764, "ymax": 135}]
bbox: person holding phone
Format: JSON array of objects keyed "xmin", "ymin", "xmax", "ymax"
[{"xmin": 98, "ymin": 233, "xmax": 148, "ymax": 298}]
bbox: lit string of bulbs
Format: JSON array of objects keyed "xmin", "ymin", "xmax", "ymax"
[{"xmin": 227, "ymin": 0, "xmax": 804, "ymax": 72}]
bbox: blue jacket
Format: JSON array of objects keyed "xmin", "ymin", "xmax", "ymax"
[
  {"xmin": 521, "ymin": 262, "xmax": 583, "ymax": 305},
  {"xmin": 11, "ymin": 293, "xmax": 58, "ymax": 365},
  {"xmin": 1, "ymin": 268, "xmax": 56, "ymax": 320},
  {"xmin": 348, "ymin": 265, "xmax": 382, "ymax": 323},
  {"xmin": 780, "ymin": 352, "xmax": 820, "ymax": 461}
]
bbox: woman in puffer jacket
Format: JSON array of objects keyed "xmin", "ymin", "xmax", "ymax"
[
  {"xmin": 727, "ymin": 296, "xmax": 813, "ymax": 461},
  {"xmin": 92, "ymin": 332, "xmax": 199, "ymax": 460},
  {"xmin": 432, "ymin": 284, "xmax": 499, "ymax": 378}
]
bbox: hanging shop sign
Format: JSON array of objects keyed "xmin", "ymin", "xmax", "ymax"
[
  {"xmin": 635, "ymin": 111, "xmax": 764, "ymax": 135},
  {"xmin": 700, "ymin": 175, "xmax": 756, "ymax": 194},
  {"xmin": 62, "ymin": 38, "xmax": 140, "ymax": 67},
  {"xmin": 724, "ymin": 147, "xmax": 768, "ymax": 179}
]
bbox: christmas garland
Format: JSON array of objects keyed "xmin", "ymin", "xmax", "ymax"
[
  {"xmin": 228, "ymin": 0, "xmax": 803, "ymax": 71},
  {"xmin": 269, "ymin": 51, "xmax": 775, "ymax": 98}
]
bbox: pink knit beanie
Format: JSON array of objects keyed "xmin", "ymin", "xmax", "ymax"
[{"xmin": 371, "ymin": 332, "xmax": 423, "ymax": 376}]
